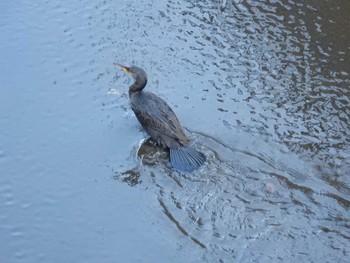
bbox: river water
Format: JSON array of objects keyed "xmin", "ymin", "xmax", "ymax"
[{"xmin": 0, "ymin": 0, "xmax": 349, "ymax": 262}]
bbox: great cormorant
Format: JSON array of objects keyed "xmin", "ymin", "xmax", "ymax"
[{"xmin": 116, "ymin": 63, "xmax": 206, "ymax": 171}]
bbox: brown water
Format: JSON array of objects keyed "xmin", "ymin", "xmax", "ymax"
[{"xmin": 0, "ymin": 0, "xmax": 349, "ymax": 262}]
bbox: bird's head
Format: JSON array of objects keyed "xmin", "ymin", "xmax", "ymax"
[
  {"xmin": 115, "ymin": 63, "xmax": 148, "ymax": 92},
  {"xmin": 114, "ymin": 63, "xmax": 147, "ymax": 81}
]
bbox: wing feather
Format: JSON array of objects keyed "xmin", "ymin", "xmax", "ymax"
[{"xmin": 130, "ymin": 91, "xmax": 189, "ymax": 146}]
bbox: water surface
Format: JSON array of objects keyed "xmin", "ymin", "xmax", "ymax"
[{"xmin": 0, "ymin": 0, "xmax": 349, "ymax": 262}]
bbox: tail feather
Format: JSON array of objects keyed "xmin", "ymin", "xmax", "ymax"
[{"xmin": 170, "ymin": 146, "xmax": 206, "ymax": 171}]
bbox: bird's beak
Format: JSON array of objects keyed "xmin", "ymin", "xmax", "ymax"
[{"xmin": 114, "ymin": 63, "xmax": 131, "ymax": 75}]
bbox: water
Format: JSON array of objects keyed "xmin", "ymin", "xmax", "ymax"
[{"xmin": 1, "ymin": 0, "xmax": 349, "ymax": 262}]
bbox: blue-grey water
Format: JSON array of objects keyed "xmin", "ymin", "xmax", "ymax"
[{"xmin": 1, "ymin": 0, "xmax": 349, "ymax": 262}]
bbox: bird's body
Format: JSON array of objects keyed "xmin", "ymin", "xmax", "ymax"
[
  {"xmin": 130, "ymin": 91, "xmax": 189, "ymax": 149},
  {"xmin": 116, "ymin": 64, "xmax": 206, "ymax": 171}
]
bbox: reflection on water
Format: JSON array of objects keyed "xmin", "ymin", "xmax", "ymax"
[{"xmin": 178, "ymin": 0, "xmax": 350, "ymax": 176}]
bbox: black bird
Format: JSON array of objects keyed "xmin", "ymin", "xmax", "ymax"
[{"xmin": 116, "ymin": 63, "xmax": 206, "ymax": 171}]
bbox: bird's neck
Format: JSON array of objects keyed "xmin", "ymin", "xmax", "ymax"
[{"xmin": 129, "ymin": 77, "xmax": 147, "ymax": 96}]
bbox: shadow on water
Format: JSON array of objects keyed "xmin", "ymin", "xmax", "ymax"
[{"xmin": 115, "ymin": 127, "xmax": 350, "ymax": 261}]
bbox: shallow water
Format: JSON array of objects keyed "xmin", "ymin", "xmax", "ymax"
[{"xmin": 1, "ymin": 0, "xmax": 349, "ymax": 262}]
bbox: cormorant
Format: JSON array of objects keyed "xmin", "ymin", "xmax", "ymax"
[{"xmin": 115, "ymin": 63, "xmax": 206, "ymax": 171}]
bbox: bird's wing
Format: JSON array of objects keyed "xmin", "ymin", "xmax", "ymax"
[
  {"xmin": 131, "ymin": 94, "xmax": 189, "ymax": 144},
  {"xmin": 133, "ymin": 107, "xmax": 187, "ymax": 139}
]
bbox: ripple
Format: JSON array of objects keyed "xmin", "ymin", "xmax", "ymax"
[
  {"xmin": 2, "ymin": 0, "xmax": 349, "ymax": 261},
  {"xmin": 174, "ymin": 0, "xmax": 350, "ymax": 179},
  {"xmin": 116, "ymin": 128, "xmax": 350, "ymax": 261}
]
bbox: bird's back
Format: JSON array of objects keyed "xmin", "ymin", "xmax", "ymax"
[{"xmin": 130, "ymin": 91, "xmax": 190, "ymax": 149}]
